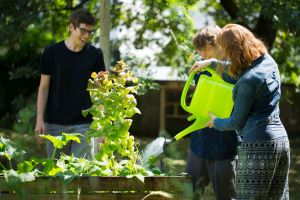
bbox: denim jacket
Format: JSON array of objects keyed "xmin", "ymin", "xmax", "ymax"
[{"xmin": 214, "ymin": 54, "xmax": 287, "ymax": 141}]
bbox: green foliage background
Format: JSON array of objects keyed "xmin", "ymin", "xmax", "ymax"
[{"xmin": 0, "ymin": 0, "xmax": 299, "ymax": 130}]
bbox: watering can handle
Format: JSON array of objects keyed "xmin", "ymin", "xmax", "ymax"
[
  {"xmin": 181, "ymin": 67, "xmax": 223, "ymax": 113},
  {"xmin": 180, "ymin": 71, "xmax": 195, "ymax": 113},
  {"xmin": 205, "ymin": 67, "xmax": 223, "ymax": 82}
]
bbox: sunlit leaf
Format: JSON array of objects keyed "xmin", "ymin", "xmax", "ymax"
[{"xmin": 4, "ymin": 169, "xmax": 36, "ymax": 185}]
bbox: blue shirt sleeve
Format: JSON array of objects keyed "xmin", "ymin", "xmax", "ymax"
[{"xmin": 214, "ymin": 80, "xmax": 256, "ymax": 131}]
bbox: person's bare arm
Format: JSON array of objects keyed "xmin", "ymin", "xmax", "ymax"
[{"xmin": 34, "ymin": 74, "xmax": 50, "ymax": 144}]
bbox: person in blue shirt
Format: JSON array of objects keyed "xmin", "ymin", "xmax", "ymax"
[
  {"xmin": 192, "ymin": 24, "xmax": 290, "ymax": 200},
  {"xmin": 186, "ymin": 25, "xmax": 238, "ymax": 200}
]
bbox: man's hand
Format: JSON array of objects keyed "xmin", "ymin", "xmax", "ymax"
[
  {"xmin": 34, "ymin": 120, "xmax": 45, "ymax": 145},
  {"xmin": 189, "ymin": 59, "xmax": 212, "ymax": 73},
  {"xmin": 206, "ymin": 112, "xmax": 216, "ymax": 128}
]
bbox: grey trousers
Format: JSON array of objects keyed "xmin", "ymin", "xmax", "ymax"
[
  {"xmin": 45, "ymin": 123, "xmax": 92, "ymax": 159},
  {"xmin": 186, "ymin": 149, "xmax": 236, "ymax": 200}
]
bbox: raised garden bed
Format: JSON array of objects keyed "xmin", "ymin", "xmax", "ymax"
[
  {"xmin": 0, "ymin": 62, "xmax": 193, "ymax": 199},
  {"xmin": 0, "ymin": 175, "xmax": 192, "ymax": 200}
]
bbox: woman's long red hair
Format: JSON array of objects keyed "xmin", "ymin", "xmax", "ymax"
[{"xmin": 217, "ymin": 24, "xmax": 268, "ymax": 77}]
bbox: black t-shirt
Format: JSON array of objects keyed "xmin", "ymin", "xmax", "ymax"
[{"xmin": 40, "ymin": 41, "xmax": 105, "ymax": 125}]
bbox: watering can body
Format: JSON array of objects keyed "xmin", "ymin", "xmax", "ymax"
[{"xmin": 174, "ymin": 67, "xmax": 234, "ymax": 141}]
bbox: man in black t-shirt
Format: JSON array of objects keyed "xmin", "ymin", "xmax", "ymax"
[{"xmin": 34, "ymin": 9, "xmax": 105, "ymax": 159}]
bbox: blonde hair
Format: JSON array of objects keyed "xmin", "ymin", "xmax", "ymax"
[{"xmin": 216, "ymin": 24, "xmax": 268, "ymax": 77}]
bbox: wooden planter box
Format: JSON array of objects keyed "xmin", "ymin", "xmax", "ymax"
[{"xmin": 0, "ymin": 176, "xmax": 192, "ymax": 200}]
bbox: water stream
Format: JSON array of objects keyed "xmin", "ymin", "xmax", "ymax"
[{"xmin": 141, "ymin": 137, "xmax": 166, "ymax": 165}]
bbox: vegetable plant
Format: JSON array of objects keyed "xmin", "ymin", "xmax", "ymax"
[
  {"xmin": 83, "ymin": 60, "xmax": 157, "ymax": 179},
  {"xmin": 0, "ymin": 61, "xmax": 161, "ymax": 185}
]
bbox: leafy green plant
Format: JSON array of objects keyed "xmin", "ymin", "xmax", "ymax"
[
  {"xmin": 0, "ymin": 136, "xmax": 37, "ymax": 187},
  {"xmin": 0, "ymin": 136, "xmax": 25, "ymax": 170},
  {"xmin": 83, "ymin": 60, "xmax": 155, "ymax": 179},
  {"xmin": 0, "ymin": 61, "xmax": 161, "ymax": 185}
]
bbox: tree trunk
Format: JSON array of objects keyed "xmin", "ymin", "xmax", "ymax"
[
  {"xmin": 100, "ymin": 0, "xmax": 111, "ymax": 70},
  {"xmin": 220, "ymin": 0, "xmax": 277, "ymax": 49},
  {"xmin": 253, "ymin": 13, "xmax": 277, "ymax": 49}
]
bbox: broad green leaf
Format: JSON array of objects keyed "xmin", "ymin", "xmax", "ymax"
[
  {"xmin": 82, "ymin": 109, "xmax": 89, "ymax": 117},
  {"xmin": 56, "ymin": 171, "xmax": 77, "ymax": 184},
  {"xmin": 40, "ymin": 133, "xmax": 82, "ymax": 149},
  {"xmin": 62, "ymin": 133, "xmax": 82, "ymax": 144},
  {"xmin": 0, "ymin": 137, "xmax": 25, "ymax": 160},
  {"xmin": 151, "ymin": 167, "xmax": 162, "ymax": 175},
  {"xmin": 48, "ymin": 167, "xmax": 62, "ymax": 176},
  {"xmin": 39, "ymin": 158, "xmax": 55, "ymax": 175},
  {"xmin": 135, "ymin": 174, "xmax": 145, "ymax": 183},
  {"xmin": 40, "ymin": 135, "xmax": 64, "ymax": 149},
  {"xmin": 17, "ymin": 160, "xmax": 34, "ymax": 173},
  {"xmin": 4, "ymin": 169, "xmax": 36, "ymax": 185},
  {"xmin": 86, "ymin": 129, "xmax": 103, "ymax": 141}
]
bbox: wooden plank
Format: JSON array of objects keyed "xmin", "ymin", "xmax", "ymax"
[
  {"xmin": 0, "ymin": 192, "xmax": 186, "ymax": 200},
  {"xmin": 0, "ymin": 176, "xmax": 192, "ymax": 193},
  {"xmin": 160, "ymin": 85, "xmax": 166, "ymax": 130}
]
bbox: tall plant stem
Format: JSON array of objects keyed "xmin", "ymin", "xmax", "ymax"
[
  {"xmin": 9, "ymin": 160, "xmax": 12, "ymax": 169},
  {"xmin": 51, "ymin": 148, "xmax": 57, "ymax": 160}
]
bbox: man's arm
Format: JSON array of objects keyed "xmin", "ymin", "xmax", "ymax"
[{"xmin": 34, "ymin": 74, "xmax": 50, "ymax": 144}]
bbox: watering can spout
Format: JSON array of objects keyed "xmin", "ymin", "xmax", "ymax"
[
  {"xmin": 173, "ymin": 117, "xmax": 208, "ymax": 141},
  {"xmin": 164, "ymin": 138, "xmax": 176, "ymax": 145},
  {"xmin": 162, "ymin": 137, "xmax": 176, "ymax": 149}
]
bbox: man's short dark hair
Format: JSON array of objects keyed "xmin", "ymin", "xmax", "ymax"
[{"xmin": 69, "ymin": 9, "xmax": 96, "ymax": 27}]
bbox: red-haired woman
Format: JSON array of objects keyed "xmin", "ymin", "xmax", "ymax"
[{"xmin": 191, "ymin": 24, "xmax": 290, "ymax": 199}]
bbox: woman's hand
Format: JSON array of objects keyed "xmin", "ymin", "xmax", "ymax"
[
  {"xmin": 206, "ymin": 112, "xmax": 216, "ymax": 128},
  {"xmin": 189, "ymin": 59, "xmax": 212, "ymax": 73}
]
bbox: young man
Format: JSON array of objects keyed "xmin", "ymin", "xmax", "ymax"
[
  {"xmin": 34, "ymin": 9, "xmax": 105, "ymax": 158},
  {"xmin": 186, "ymin": 25, "xmax": 238, "ymax": 200}
]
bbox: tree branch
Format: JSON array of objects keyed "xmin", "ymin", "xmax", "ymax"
[
  {"xmin": 254, "ymin": 12, "xmax": 277, "ymax": 49},
  {"xmin": 219, "ymin": 0, "xmax": 251, "ymax": 30},
  {"xmin": 220, "ymin": 0, "xmax": 277, "ymax": 48},
  {"xmin": 220, "ymin": 0, "xmax": 238, "ymax": 19}
]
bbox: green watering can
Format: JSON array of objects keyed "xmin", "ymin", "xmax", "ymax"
[
  {"xmin": 167, "ymin": 67, "xmax": 234, "ymax": 144},
  {"xmin": 143, "ymin": 67, "xmax": 235, "ymax": 160}
]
